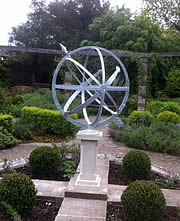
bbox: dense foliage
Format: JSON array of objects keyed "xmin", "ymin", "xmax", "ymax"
[
  {"xmin": 14, "ymin": 119, "xmax": 35, "ymax": 140},
  {"xmin": 22, "ymin": 106, "xmax": 78, "ymax": 138},
  {"xmin": 0, "ymin": 173, "xmax": 36, "ymax": 215},
  {"xmin": 0, "ymin": 127, "xmax": 17, "ymax": 150},
  {"xmin": 109, "ymin": 119, "xmax": 180, "ymax": 155},
  {"xmin": 81, "ymin": 7, "xmax": 180, "ymax": 96},
  {"xmin": 157, "ymin": 111, "xmax": 180, "ymax": 124},
  {"xmin": 123, "ymin": 150, "xmax": 151, "ymax": 180},
  {"xmin": 147, "ymin": 101, "xmax": 180, "ymax": 116},
  {"xmin": 0, "ymin": 114, "xmax": 14, "ymax": 134},
  {"xmin": 165, "ymin": 68, "xmax": 180, "ymax": 97},
  {"xmin": 121, "ymin": 180, "xmax": 166, "ymax": 221}
]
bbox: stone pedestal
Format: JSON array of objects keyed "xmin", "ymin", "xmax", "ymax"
[{"xmin": 75, "ymin": 129, "xmax": 103, "ymax": 187}]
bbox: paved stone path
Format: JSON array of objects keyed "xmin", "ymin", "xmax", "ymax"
[{"xmin": 0, "ymin": 124, "xmax": 180, "ymax": 175}]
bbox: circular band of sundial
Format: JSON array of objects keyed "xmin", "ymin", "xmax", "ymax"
[{"xmin": 52, "ymin": 46, "xmax": 129, "ymax": 129}]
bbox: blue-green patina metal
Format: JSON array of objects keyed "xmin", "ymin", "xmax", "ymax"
[{"xmin": 52, "ymin": 45, "xmax": 129, "ymax": 129}]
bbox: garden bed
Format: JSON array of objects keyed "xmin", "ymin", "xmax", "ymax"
[
  {"xmin": 106, "ymin": 202, "xmax": 179, "ymax": 221},
  {"xmin": 0, "ymin": 199, "xmax": 62, "ymax": 221},
  {"xmin": 15, "ymin": 165, "xmax": 70, "ymax": 181},
  {"xmin": 108, "ymin": 161, "xmax": 180, "ymax": 190}
]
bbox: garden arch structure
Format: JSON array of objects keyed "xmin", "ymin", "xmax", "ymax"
[{"xmin": 0, "ymin": 45, "xmax": 180, "ymax": 111}]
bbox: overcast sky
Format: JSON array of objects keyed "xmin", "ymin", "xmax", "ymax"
[{"xmin": 0, "ymin": 0, "xmax": 142, "ymax": 45}]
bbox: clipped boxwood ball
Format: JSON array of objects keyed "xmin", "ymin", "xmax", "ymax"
[
  {"xmin": 121, "ymin": 180, "xmax": 166, "ymax": 221},
  {"xmin": 123, "ymin": 150, "xmax": 151, "ymax": 180},
  {"xmin": 0, "ymin": 173, "xmax": 36, "ymax": 215},
  {"xmin": 128, "ymin": 111, "xmax": 154, "ymax": 126},
  {"xmin": 29, "ymin": 146, "xmax": 61, "ymax": 177},
  {"xmin": 157, "ymin": 111, "xmax": 180, "ymax": 124}
]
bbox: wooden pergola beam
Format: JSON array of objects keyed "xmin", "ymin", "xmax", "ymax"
[{"xmin": 0, "ymin": 45, "xmax": 180, "ymax": 58}]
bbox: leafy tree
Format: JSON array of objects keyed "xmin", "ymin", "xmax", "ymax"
[
  {"xmin": 81, "ymin": 8, "xmax": 180, "ymax": 97},
  {"xmin": 82, "ymin": 9, "xmax": 165, "ymax": 53},
  {"xmin": 143, "ymin": 0, "xmax": 180, "ymax": 31},
  {"xmin": 9, "ymin": 0, "xmax": 110, "ymax": 49}
]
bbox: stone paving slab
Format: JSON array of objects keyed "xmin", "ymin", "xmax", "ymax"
[
  {"xmin": 55, "ymin": 198, "xmax": 107, "ymax": 221},
  {"xmin": 33, "ymin": 179, "xmax": 68, "ymax": 199},
  {"xmin": 65, "ymin": 158, "xmax": 109, "ymax": 200},
  {"xmin": 108, "ymin": 184, "xmax": 180, "ymax": 207}
]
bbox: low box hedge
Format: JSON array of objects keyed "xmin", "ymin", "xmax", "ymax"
[
  {"xmin": 0, "ymin": 114, "xmax": 14, "ymax": 134},
  {"xmin": 22, "ymin": 106, "xmax": 78, "ymax": 138}
]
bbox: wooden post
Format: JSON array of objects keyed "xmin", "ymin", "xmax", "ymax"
[{"xmin": 137, "ymin": 57, "xmax": 149, "ymax": 111}]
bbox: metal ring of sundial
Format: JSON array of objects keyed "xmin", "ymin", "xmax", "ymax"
[{"xmin": 52, "ymin": 46, "xmax": 129, "ymax": 129}]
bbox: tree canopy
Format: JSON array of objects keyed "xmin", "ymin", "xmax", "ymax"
[{"xmin": 9, "ymin": 0, "xmax": 110, "ymax": 49}]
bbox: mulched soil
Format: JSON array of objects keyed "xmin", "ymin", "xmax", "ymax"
[
  {"xmin": 107, "ymin": 202, "xmax": 179, "ymax": 221},
  {"xmin": 0, "ymin": 199, "xmax": 62, "ymax": 221},
  {"xmin": 108, "ymin": 161, "xmax": 180, "ymax": 189}
]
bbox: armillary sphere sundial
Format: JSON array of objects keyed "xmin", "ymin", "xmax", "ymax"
[{"xmin": 52, "ymin": 45, "xmax": 129, "ymax": 130}]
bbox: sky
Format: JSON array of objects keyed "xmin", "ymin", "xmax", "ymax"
[{"xmin": 0, "ymin": 0, "xmax": 142, "ymax": 46}]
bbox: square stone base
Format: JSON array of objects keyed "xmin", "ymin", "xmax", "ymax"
[{"xmin": 75, "ymin": 174, "xmax": 101, "ymax": 187}]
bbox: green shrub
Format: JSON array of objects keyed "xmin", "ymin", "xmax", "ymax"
[
  {"xmin": 29, "ymin": 146, "xmax": 61, "ymax": 177},
  {"xmin": 22, "ymin": 92, "xmax": 57, "ymax": 110},
  {"xmin": 161, "ymin": 102, "xmax": 180, "ymax": 115},
  {"xmin": 0, "ymin": 127, "xmax": 17, "ymax": 150},
  {"xmin": 147, "ymin": 100, "xmax": 166, "ymax": 115},
  {"xmin": 166, "ymin": 140, "xmax": 180, "ymax": 155},
  {"xmin": 0, "ymin": 173, "xmax": 36, "ymax": 215},
  {"xmin": 8, "ymin": 104, "xmax": 23, "ymax": 117},
  {"xmin": 109, "ymin": 119, "xmax": 180, "ymax": 156},
  {"xmin": 146, "ymin": 131, "xmax": 169, "ymax": 152},
  {"xmin": 129, "ymin": 111, "xmax": 154, "ymax": 126},
  {"xmin": 109, "ymin": 122, "xmax": 131, "ymax": 143},
  {"xmin": 14, "ymin": 119, "xmax": 35, "ymax": 140},
  {"xmin": 147, "ymin": 100, "xmax": 180, "ymax": 116},
  {"xmin": 22, "ymin": 106, "xmax": 78, "ymax": 138},
  {"xmin": 157, "ymin": 111, "xmax": 180, "ymax": 124},
  {"xmin": 165, "ymin": 68, "xmax": 180, "ymax": 98},
  {"xmin": 0, "ymin": 114, "xmax": 14, "ymax": 133},
  {"xmin": 126, "ymin": 127, "xmax": 150, "ymax": 149},
  {"xmin": 123, "ymin": 150, "xmax": 151, "ymax": 180},
  {"xmin": 62, "ymin": 160, "xmax": 76, "ymax": 179},
  {"xmin": 121, "ymin": 180, "xmax": 166, "ymax": 221},
  {"xmin": 7, "ymin": 95, "xmax": 24, "ymax": 105}
]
